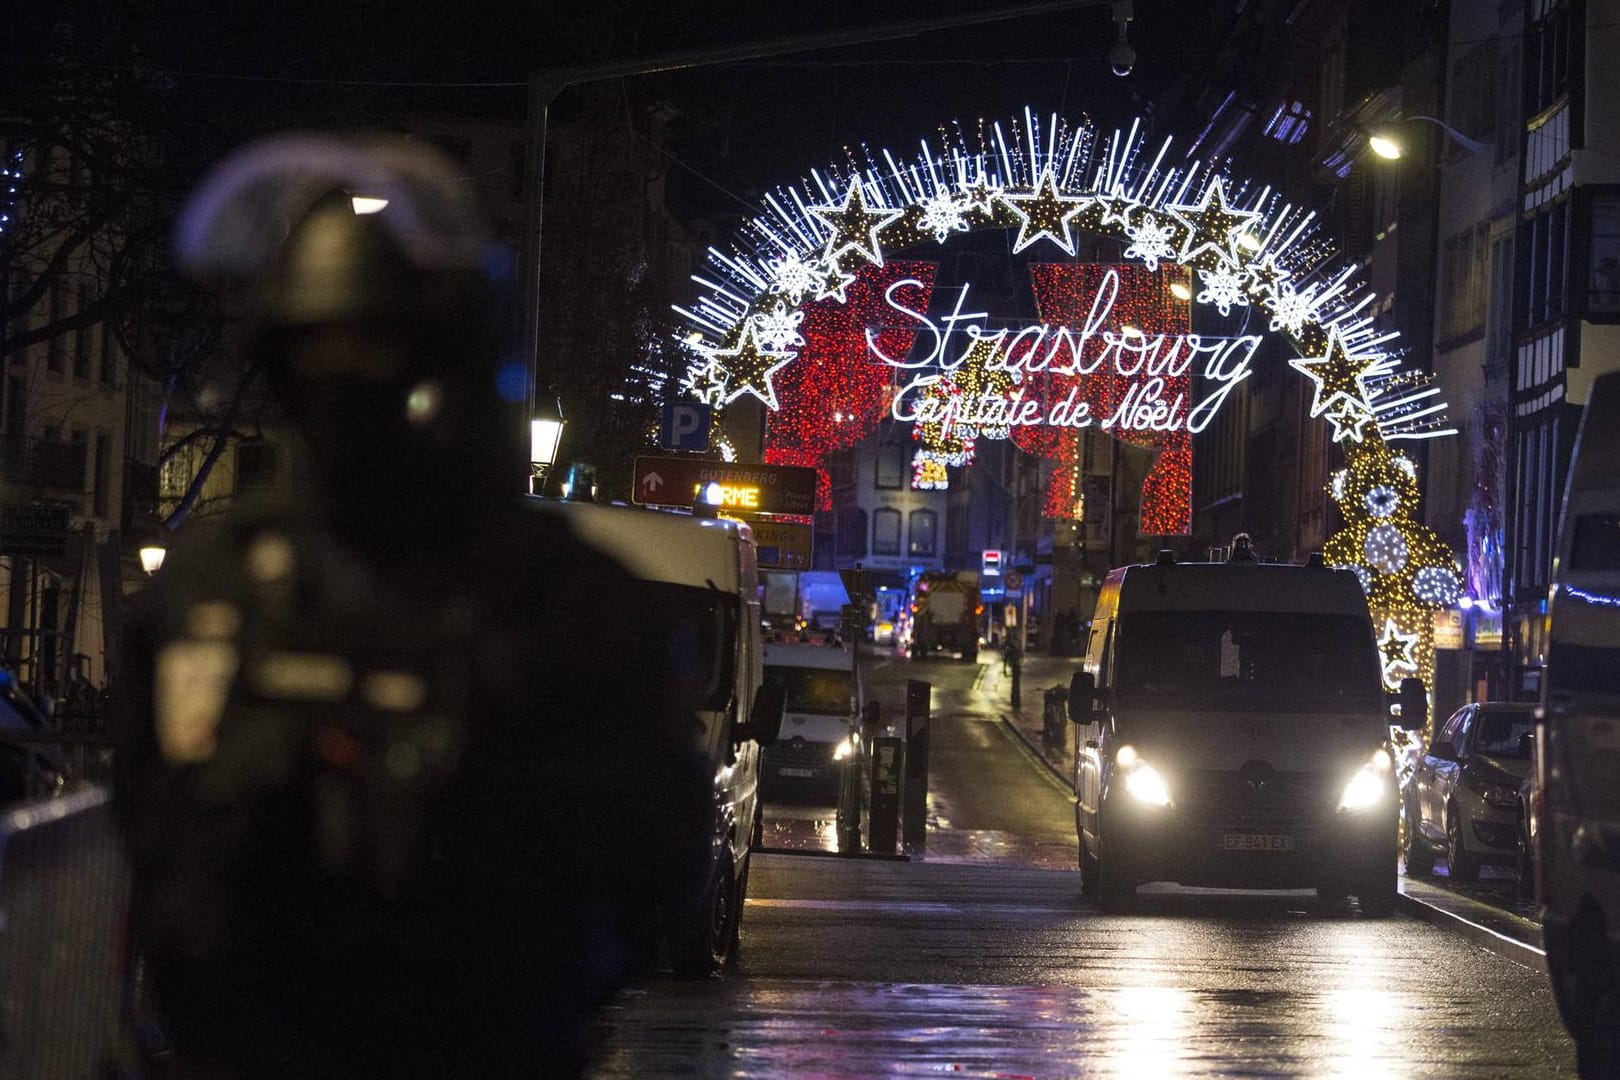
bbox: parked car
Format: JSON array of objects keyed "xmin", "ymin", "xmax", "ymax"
[
  {"xmin": 1517, "ymin": 732, "xmax": 1539, "ymax": 898},
  {"xmin": 1403, "ymin": 702, "xmax": 1535, "ymax": 881},
  {"xmin": 0, "ymin": 668, "xmax": 68, "ymax": 807}
]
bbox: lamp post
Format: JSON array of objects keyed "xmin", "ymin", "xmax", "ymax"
[
  {"xmin": 1366, "ymin": 115, "xmax": 1489, "ymax": 161},
  {"xmin": 529, "ymin": 397, "xmax": 565, "ymax": 496}
]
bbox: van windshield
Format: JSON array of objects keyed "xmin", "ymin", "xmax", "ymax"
[
  {"xmin": 1113, "ymin": 611, "xmax": 1383, "ymax": 714},
  {"xmin": 765, "ymin": 666, "xmax": 852, "ymax": 716},
  {"xmin": 635, "ymin": 582, "xmax": 736, "ymax": 711}
]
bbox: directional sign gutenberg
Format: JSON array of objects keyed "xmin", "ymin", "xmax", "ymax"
[{"xmin": 632, "ymin": 456, "xmax": 818, "ymax": 516}]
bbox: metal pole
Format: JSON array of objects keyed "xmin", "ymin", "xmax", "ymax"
[
  {"xmin": 521, "ymin": 75, "xmax": 561, "ymax": 477},
  {"xmin": 902, "ymin": 679, "xmax": 930, "ymax": 853}
]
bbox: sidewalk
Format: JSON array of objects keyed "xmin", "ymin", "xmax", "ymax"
[
  {"xmin": 985, "ymin": 656, "xmax": 1547, "ymax": 968},
  {"xmin": 979, "ymin": 649, "xmax": 1084, "ymax": 785}
]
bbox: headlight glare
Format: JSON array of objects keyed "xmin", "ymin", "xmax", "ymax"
[
  {"xmin": 1337, "ymin": 756, "xmax": 1389, "ymax": 811},
  {"xmin": 833, "ymin": 737, "xmax": 854, "ymax": 761},
  {"xmin": 1125, "ymin": 762, "xmax": 1172, "ymax": 806}
]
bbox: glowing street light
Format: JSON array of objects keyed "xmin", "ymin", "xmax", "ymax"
[{"xmin": 529, "ymin": 397, "xmax": 566, "ymax": 495}]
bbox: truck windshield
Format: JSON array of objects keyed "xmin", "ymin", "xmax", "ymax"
[
  {"xmin": 637, "ymin": 582, "xmax": 736, "ymax": 712},
  {"xmin": 1114, "ymin": 611, "xmax": 1383, "ymax": 714},
  {"xmin": 765, "ymin": 666, "xmax": 852, "ymax": 716}
]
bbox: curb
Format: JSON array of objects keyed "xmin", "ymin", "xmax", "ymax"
[
  {"xmin": 1393, "ymin": 885, "xmax": 1547, "ymax": 973},
  {"xmin": 1000, "ymin": 715, "xmax": 1547, "ymax": 969}
]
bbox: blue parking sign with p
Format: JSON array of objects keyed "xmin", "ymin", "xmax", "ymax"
[{"xmin": 660, "ymin": 401, "xmax": 712, "ymax": 451}]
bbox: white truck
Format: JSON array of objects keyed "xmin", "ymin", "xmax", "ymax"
[
  {"xmin": 535, "ymin": 499, "xmax": 783, "ymax": 978},
  {"xmin": 1537, "ymin": 370, "xmax": 1620, "ymax": 1074},
  {"xmin": 1068, "ymin": 544, "xmax": 1423, "ymax": 915},
  {"xmin": 760, "ymin": 640, "xmax": 861, "ymax": 797}
]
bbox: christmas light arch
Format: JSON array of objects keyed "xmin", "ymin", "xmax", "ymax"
[{"xmin": 669, "ymin": 107, "xmax": 1460, "ymax": 690}]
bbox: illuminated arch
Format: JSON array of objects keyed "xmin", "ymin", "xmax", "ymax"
[{"xmin": 670, "ymin": 107, "xmax": 1460, "ymax": 690}]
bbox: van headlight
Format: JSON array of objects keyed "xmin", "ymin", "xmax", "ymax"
[
  {"xmin": 833, "ymin": 736, "xmax": 856, "ymax": 761},
  {"xmin": 1116, "ymin": 744, "xmax": 1172, "ymax": 807},
  {"xmin": 1337, "ymin": 749, "xmax": 1394, "ymax": 812}
]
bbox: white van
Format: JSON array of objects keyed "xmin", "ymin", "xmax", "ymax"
[
  {"xmin": 535, "ymin": 498, "xmax": 782, "ymax": 978},
  {"xmin": 761, "ymin": 640, "xmax": 861, "ymax": 796},
  {"xmin": 1538, "ymin": 370, "xmax": 1620, "ymax": 1073},
  {"xmin": 1069, "ymin": 544, "xmax": 1423, "ymax": 915}
]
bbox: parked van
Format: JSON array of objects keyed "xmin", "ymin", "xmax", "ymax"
[
  {"xmin": 1068, "ymin": 543, "xmax": 1423, "ymax": 915},
  {"xmin": 535, "ymin": 498, "xmax": 782, "ymax": 978},
  {"xmin": 761, "ymin": 640, "xmax": 862, "ymax": 796},
  {"xmin": 1538, "ymin": 370, "xmax": 1620, "ymax": 1074}
]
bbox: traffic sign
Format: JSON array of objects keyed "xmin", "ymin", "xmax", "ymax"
[
  {"xmin": 0, "ymin": 503, "xmax": 69, "ymax": 558},
  {"xmin": 750, "ymin": 520, "xmax": 812, "ymax": 569},
  {"xmin": 658, "ymin": 401, "xmax": 712, "ymax": 451},
  {"xmin": 632, "ymin": 456, "xmax": 818, "ymax": 515},
  {"xmin": 1005, "ymin": 572, "xmax": 1024, "ymax": 591}
]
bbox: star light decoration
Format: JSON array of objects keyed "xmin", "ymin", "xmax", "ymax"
[
  {"xmin": 694, "ymin": 324, "xmax": 796, "ymax": 409},
  {"xmin": 810, "ymin": 180, "xmax": 904, "ymax": 266},
  {"xmin": 1001, "ymin": 167, "xmax": 1089, "ymax": 255}
]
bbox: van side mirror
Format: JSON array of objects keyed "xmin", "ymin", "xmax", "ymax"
[
  {"xmin": 862, "ymin": 699, "xmax": 882, "ymax": 734},
  {"xmin": 736, "ymin": 682, "xmax": 785, "ymax": 748},
  {"xmin": 1395, "ymin": 676, "xmax": 1427, "ymax": 732},
  {"xmin": 1067, "ymin": 671, "xmax": 1096, "ymax": 725}
]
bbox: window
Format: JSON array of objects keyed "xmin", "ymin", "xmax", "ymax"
[
  {"xmin": 47, "ymin": 286, "xmax": 66, "ymax": 372},
  {"xmin": 1586, "ymin": 194, "xmax": 1620, "ymax": 316},
  {"xmin": 73, "ymin": 302, "xmax": 93, "ymax": 380},
  {"xmin": 92, "ymin": 432, "xmax": 109, "ymax": 516},
  {"xmin": 835, "ymin": 507, "xmax": 867, "ymax": 560},
  {"xmin": 100, "ymin": 321, "xmax": 117, "ymax": 384},
  {"xmin": 1446, "ymin": 44, "xmax": 1496, "ymax": 160},
  {"xmin": 1521, "ymin": 199, "xmax": 1570, "ymax": 329},
  {"xmin": 1439, "ymin": 223, "xmax": 1490, "ymax": 342},
  {"xmin": 875, "ymin": 443, "xmax": 905, "ymax": 489},
  {"xmin": 872, "ymin": 508, "xmax": 901, "ymax": 555},
  {"xmin": 908, "ymin": 509, "xmax": 937, "ymax": 557}
]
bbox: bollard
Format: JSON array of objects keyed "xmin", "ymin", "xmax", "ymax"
[
  {"xmin": 868, "ymin": 736, "xmax": 903, "ymax": 855},
  {"xmin": 836, "ymin": 724, "xmax": 863, "ymax": 854},
  {"xmin": 902, "ymin": 680, "xmax": 930, "ymax": 853},
  {"xmin": 1043, "ymin": 685, "xmax": 1068, "ymax": 753},
  {"xmin": 1010, "ymin": 652, "xmax": 1022, "ymax": 709}
]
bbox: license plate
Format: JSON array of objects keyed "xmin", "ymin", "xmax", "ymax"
[
  {"xmin": 1217, "ymin": 833, "xmax": 1296, "ymax": 852},
  {"xmin": 779, "ymin": 767, "xmax": 815, "ymax": 778}
]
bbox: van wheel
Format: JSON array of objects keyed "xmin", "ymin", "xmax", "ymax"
[
  {"xmin": 1095, "ymin": 835, "xmax": 1135, "ymax": 914},
  {"xmin": 1356, "ymin": 852, "xmax": 1398, "ymax": 918},
  {"xmin": 669, "ymin": 851, "xmax": 736, "ymax": 980},
  {"xmin": 1402, "ymin": 796, "xmax": 1434, "ymax": 876},
  {"xmin": 1446, "ymin": 805, "xmax": 1481, "ymax": 882},
  {"xmin": 1079, "ymin": 837, "xmax": 1100, "ymax": 901}
]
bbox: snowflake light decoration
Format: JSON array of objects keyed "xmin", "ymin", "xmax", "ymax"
[
  {"xmin": 752, "ymin": 301, "xmax": 806, "ymax": 351},
  {"xmin": 1124, "ymin": 212, "xmax": 1179, "ymax": 271},
  {"xmin": 1268, "ymin": 279, "xmax": 1321, "ymax": 334},
  {"xmin": 768, "ymin": 251, "xmax": 820, "ymax": 305},
  {"xmin": 918, "ymin": 190, "xmax": 970, "ymax": 242},
  {"xmin": 1195, "ymin": 264, "xmax": 1250, "ymax": 316}
]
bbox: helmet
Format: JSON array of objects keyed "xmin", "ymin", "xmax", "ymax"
[
  {"xmin": 175, "ymin": 133, "xmax": 522, "ymax": 529},
  {"xmin": 175, "ymin": 133, "xmax": 508, "ymax": 368}
]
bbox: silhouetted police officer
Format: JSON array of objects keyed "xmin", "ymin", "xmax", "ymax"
[{"xmin": 116, "ymin": 135, "xmax": 710, "ymax": 1079}]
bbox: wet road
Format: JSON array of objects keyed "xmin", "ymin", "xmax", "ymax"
[{"xmin": 588, "ymin": 652, "xmax": 1577, "ymax": 1078}]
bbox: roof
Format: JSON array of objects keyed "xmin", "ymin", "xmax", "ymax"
[
  {"xmin": 764, "ymin": 641, "xmax": 855, "ymax": 670},
  {"xmin": 1109, "ymin": 561, "xmax": 1371, "ymax": 616},
  {"xmin": 532, "ymin": 498, "xmax": 751, "ymax": 590}
]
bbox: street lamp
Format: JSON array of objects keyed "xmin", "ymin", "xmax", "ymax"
[
  {"xmin": 529, "ymin": 397, "xmax": 565, "ymax": 496},
  {"xmin": 139, "ymin": 543, "xmax": 166, "ymax": 575},
  {"xmin": 1366, "ymin": 115, "xmax": 1489, "ymax": 161}
]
